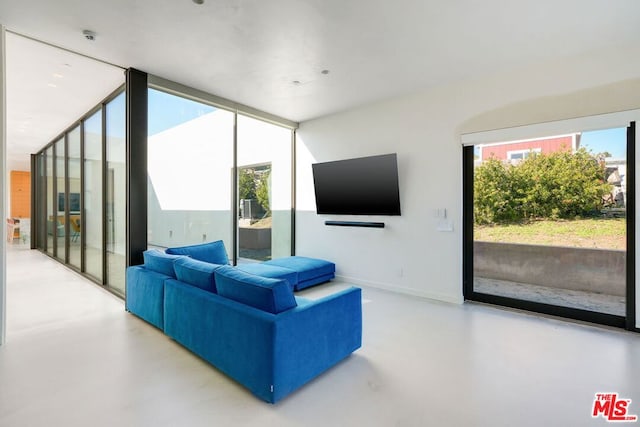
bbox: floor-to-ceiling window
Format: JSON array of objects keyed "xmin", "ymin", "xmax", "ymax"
[
  {"xmin": 33, "ymin": 87, "xmax": 124, "ymax": 295},
  {"xmin": 146, "ymin": 83, "xmax": 296, "ymax": 264},
  {"xmin": 67, "ymin": 126, "xmax": 82, "ymax": 269},
  {"xmin": 84, "ymin": 109, "xmax": 103, "ymax": 282},
  {"xmin": 105, "ymin": 93, "xmax": 126, "ymax": 295},
  {"xmin": 147, "ymin": 88, "xmax": 234, "ymax": 257},
  {"xmin": 237, "ymin": 115, "xmax": 292, "ymax": 262},
  {"xmin": 33, "ymin": 73, "xmax": 298, "ymax": 298},
  {"xmin": 45, "ymin": 146, "xmax": 54, "ymax": 256},
  {"xmin": 54, "ymin": 137, "xmax": 66, "ymax": 263},
  {"xmin": 464, "ymin": 116, "xmax": 637, "ymax": 330}
]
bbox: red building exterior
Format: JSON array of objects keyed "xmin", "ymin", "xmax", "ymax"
[{"xmin": 479, "ymin": 134, "xmax": 580, "ymax": 162}]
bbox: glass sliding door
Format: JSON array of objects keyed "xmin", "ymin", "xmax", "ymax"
[
  {"xmin": 237, "ymin": 115, "xmax": 292, "ymax": 262},
  {"xmin": 465, "ymin": 125, "xmax": 634, "ymax": 328},
  {"xmin": 83, "ymin": 110, "xmax": 103, "ymax": 282},
  {"xmin": 54, "ymin": 137, "xmax": 66, "ymax": 262},
  {"xmin": 67, "ymin": 126, "xmax": 82, "ymax": 269},
  {"xmin": 105, "ymin": 93, "xmax": 126, "ymax": 295},
  {"xmin": 147, "ymin": 88, "xmax": 234, "ymax": 257}
]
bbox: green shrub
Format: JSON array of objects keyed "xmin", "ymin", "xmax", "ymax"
[
  {"xmin": 256, "ymin": 170, "xmax": 271, "ymax": 215},
  {"xmin": 239, "ymin": 169, "xmax": 256, "ymax": 200},
  {"xmin": 474, "ymin": 148, "xmax": 611, "ymax": 224}
]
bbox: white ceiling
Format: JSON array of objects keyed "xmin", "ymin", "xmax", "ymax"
[
  {"xmin": 1, "ymin": 0, "xmax": 640, "ymax": 170},
  {"xmin": 5, "ymin": 33, "xmax": 124, "ymax": 171}
]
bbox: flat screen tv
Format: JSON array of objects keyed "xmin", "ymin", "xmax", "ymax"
[{"xmin": 312, "ymin": 153, "xmax": 401, "ymax": 216}]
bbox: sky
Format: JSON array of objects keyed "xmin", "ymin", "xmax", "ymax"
[
  {"xmin": 579, "ymin": 127, "xmax": 626, "ymax": 158},
  {"xmin": 148, "ymin": 88, "xmax": 215, "ymax": 136}
]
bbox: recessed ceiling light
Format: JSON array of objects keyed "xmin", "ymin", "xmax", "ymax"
[
  {"xmin": 47, "ymin": 83, "xmax": 57, "ymax": 88},
  {"xmin": 193, "ymin": 0, "xmax": 204, "ymax": 4},
  {"xmin": 321, "ymin": 69, "xmax": 330, "ymax": 75},
  {"xmin": 292, "ymin": 80, "xmax": 301, "ymax": 85}
]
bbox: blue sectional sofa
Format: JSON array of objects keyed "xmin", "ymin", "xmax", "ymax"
[{"xmin": 125, "ymin": 241, "xmax": 362, "ymax": 403}]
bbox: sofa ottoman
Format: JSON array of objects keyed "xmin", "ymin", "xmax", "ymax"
[
  {"xmin": 236, "ymin": 263, "xmax": 298, "ymax": 291},
  {"xmin": 263, "ymin": 256, "xmax": 335, "ymax": 290}
]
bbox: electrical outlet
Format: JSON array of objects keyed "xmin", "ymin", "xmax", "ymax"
[{"xmin": 437, "ymin": 219, "xmax": 454, "ymax": 232}]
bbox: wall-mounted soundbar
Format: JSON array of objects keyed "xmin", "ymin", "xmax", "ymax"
[{"xmin": 324, "ymin": 220, "xmax": 385, "ymax": 228}]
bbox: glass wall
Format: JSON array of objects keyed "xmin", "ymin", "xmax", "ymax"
[
  {"xmin": 32, "ymin": 86, "xmax": 125, "ymax": 296},
  {"xmin": 146, "ymin": 87, "xmax": 294, "ymax": 264},
  {"xmin": 35, "ymin": 153, "xmax": 46, "ymax": 250},
  {"xmin": 54, "ymin": 137, "xmax": 66, "ymax": 262},
  {"xmin": 67, "ymin": 126, "xmax": 82, "ymax": 269},
  {"xmin": 84, "ymin": 110, "xmax": 103, "ymax": 282},
  {"xmin": 106, "ymin": 93, "xmax": 126, "ymax": 295},
  {"xmin": 45, "ymin": 146, "xmax": 54, "ymax": 256},
  {"xmin": 32, "ymin": 76, "xmax": 296, "ymax": 299},
  {"xmin": 237, "ymin": 115, "xmax": 292, "ymax": 262},
  {"xmin": 147, "ymin": 88, "xmax": 234, "ymax": 257}
]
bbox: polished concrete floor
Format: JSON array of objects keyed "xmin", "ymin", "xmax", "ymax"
[{"xmin": 1, "ymin": 244, "xmax": 640, "ymax": 427}]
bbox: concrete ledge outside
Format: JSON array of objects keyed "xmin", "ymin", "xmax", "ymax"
[
  {"xmin": 474, "ymin": 241, "xmax": 625, "ymax": 297},
  {"xmin": 239, "ymin": 227, "xmax": 271, "ymax": 250}
]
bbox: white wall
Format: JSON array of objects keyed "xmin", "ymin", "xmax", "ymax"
[
  {"xmin": 296, "ymin": 43, "xmax": 640, "ymax": 305},
  {"xmin": 0, "ymin": 24, "xmax": 6, "ymax": 345}
]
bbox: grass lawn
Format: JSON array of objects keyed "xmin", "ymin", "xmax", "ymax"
[{"xmin": 474, "ymin": 218, "xmax": 626, "ymax": 250}]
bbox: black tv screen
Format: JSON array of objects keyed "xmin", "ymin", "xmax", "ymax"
[{"xmin": 312, "ymin": 153, "xmax": 401, "ymax": 215}]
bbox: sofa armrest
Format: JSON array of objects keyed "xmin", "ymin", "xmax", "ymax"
[
  {"xmin": 163, "ymin": 281, "xmax": 362, "ymax": 404},
  {"xmin": 164, "ymin": 279, "xmax": 278, "ymax": 401},
  {"xmin": 126, "ymin": 266, "xmax": 170, "ymax": 330},
  {"xmin": 272, "ymin": 287, "xmax": 362, "ymax": 402}
]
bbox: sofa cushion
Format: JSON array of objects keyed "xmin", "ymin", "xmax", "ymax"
[
  {"xmin": 215, "ymin": 265, "xmax": 297, "ymax": 314},
  {"xmin": 143, "ymin": 249, "xmax": 186, "ymax": 278},
  {"xmin": 166, "ymin": 240, "xmax": 230, "ymax": 265},
  {"xmin": 263, "ymin": 256, "xmax": 335, "ymax": 284},
  {"xmin": 173, "ymin": 257, "xmax": 224, "ymax": 293},
  {"xmin": 236, "ymin": 263, "xmax": 298, "ymax": 291}
]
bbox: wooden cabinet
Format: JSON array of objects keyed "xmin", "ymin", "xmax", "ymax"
[{"xmin": 10, "ymin": 170, "xmax": 31, "ymax": 218}]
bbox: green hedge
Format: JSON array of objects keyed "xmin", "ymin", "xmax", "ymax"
[{"xmin": 474, "ymin": 148, "xmax": 611, "ymax": 224}]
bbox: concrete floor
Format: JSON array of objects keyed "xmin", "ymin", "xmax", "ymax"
[
  {"xmin": 1, "ymin": 244, "xmax": 640, "ymax": 426},
  {"xmin": 474, "ymin": 277, "xmax": 626, "ymax": 316}
]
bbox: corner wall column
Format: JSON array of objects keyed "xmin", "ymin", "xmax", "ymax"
[
  {"xmin": 125, "ymin": 68, "xmax": 148, "ymax": 269},
  {"xmin": 0, "ymin": 24, "xmax": 7, "ymax": 345}
]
